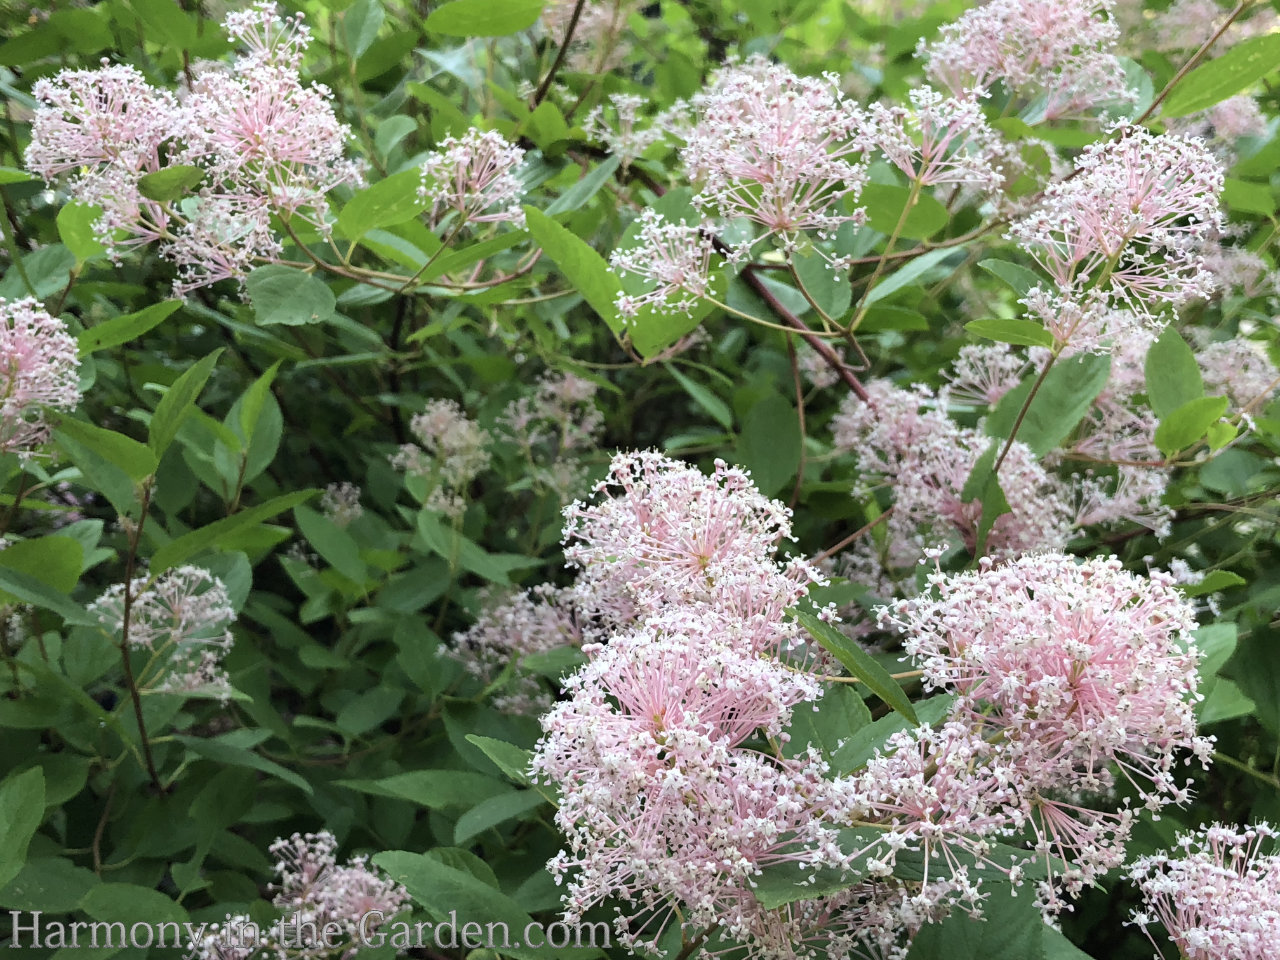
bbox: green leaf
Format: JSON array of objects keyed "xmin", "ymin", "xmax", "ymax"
[
  {"xmin": 977, "ymin": 259, "xmax": 1043, "ymax": 298},
  {"xmin": 796, "ymin": 611, "xmax": 918, "ymax": 724},
  {"xmin": 128, "ymin": 0, "xmax": 196, "ymax": 47},
  {"xmin": 525, "ymin": 207, "xmax": 623, "ymax": 335},
  {"xmin": 664, "ymin": 363, "xmax": 733, "ymax": 430},
  {"xmin": 0, "ymin": 168, "xmax": 33, "ymax": 185},
  {"xmin": 1222, "ymin": 177, "xmax": 1276, "ymax": 215},
  {"xmin": 862, "ymin": 183, "xmax": 949, "ymax": 239},
  {"xmin": 464, "ymin": 734, "xmax": 534, "ymax": 786},
  {"xmin": 295, "ymin": 506, "xmax": 366, "ymax": 583},
  {"xmin": 1154, "ymin": 395, "xmax": 1230, "ymax": 456},
  {"xmin": 424, "ymin": 0, "xmax": 545, "ymax": 36},
  {"xmin": 752, "ymin": 850, "xmax": 866, "ymax": 909},
  {"xmin": 137, "ymin": 164, "xmax": 204, "ymax": 202},
  {"xmin": 149, "ymin": 348, "xmax": 222, "ymax": 456},
  {"xmin": 335, "ymin": 686, "xmax": 405, "ymax": 736},
  {"xmin": 338, "ymin": 168, "xmax": 427, "ymax": 240},
  {"xmin": 454, "ymin": 791, "xmax": 546, "ymax": 845},
  {"xmin": 343, "ymin": 0, "xmax": 384, "ymax": 58},
  {"xmin": 735, "ymin": 393, "xmax": 802, "ymax": 497},
  {"xmin": 543, "ymin": 156, "xmax": 622, "ymax": 216},
  {"xmin": 57, "ymin": 202, "xmax": 106, "ymax": 264},
  {"xmin": 151, "ymin": 490, "xmax": 315, "ymax": 572},
  {"xmin": 1042, "ymin": 927, "xmax": 1093, "ymax": 960},
  {"xmin": 56, "ymin": 420, "xmax": 157, "ymax": 481},
  {"xmin": 81, "ymin": 882, "xmax": 187, "ymax": 927},
  {"xmin": 1145, "ymin": 327, "xmax": 1204, "ymax": 419},
  {"xmin": 0, "ymin": 567, "xmax": 92, "ymax": 626},
  {"xmin": 246, "ymin": 265, "xmax": 337, "ymax": 326},
  {"xmin": 77, "ymin": 301, "xmax": 181, "ymax": 356},
  {"xmin": 0, "ymin": 858, "xmax": 98, "ymax": 912},
  {"xmin": 1162, "ymin": 34, "xmax": 1280, "ymax": 117},
  {"xmin": 0, "ymin": 769, "xmax": 44, "ymax": 889},
  {"xmin": 864, "ymin": 248, "xmax": 958, "ymax": 305},
  {"xmin": 965, "ymin": 317, "xmax": 1054, "ymax": 349},
  {"xmin": 1182, "ymin": 569, "xmax": 1246, "ymax": 597},
  {"xmin": 174, "ymin": 734, "xmax": 312, "ymax": 795},
  {"xmin": 784, "ymin": 683, "xmax": 872, "ymax": 759},
  {"xmin": 373, "ymin": 851, "xmax": 583, "ymax": 960},
  {"xmin": 0, "ymin": 536, "xmax": 84, "ymax": 599},
  {"xmin": 417, "ymin": 510, "xmax": 533, "ymax": 584},
  {"xmin": 792, "ymin": 250, "xmax": 852, "ymax": 319},
  {"xmin": 338, "ymin": 771, "xmax": 510, "ymax": 808},
  {"xmin": 986, "ymin": 353, "xmax": 1112, "ymax": 456},
  {"xmin": 905, "ymin": 881, "xmax": 1046, "ymax": 960}
]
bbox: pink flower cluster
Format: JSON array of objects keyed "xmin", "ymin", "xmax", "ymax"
[
  {"xmin": 0, "ymin": 298, "xmax": 80, "ymax": 458},
  {"xmin": 1010, "ymin": 128, "xmax": 1225, "ymax": 321},
  {"xmin": 419, "ymin": 128, "xmax": 526, "ymax": 229},
  {"xmin": 448, "ymin": 582, "xmax": 586, "ymax": 715},
  {"xmin": 831, "ymin": 380, "xmax": 1075, "ymax": 574},
  {"xmin": 191, "ymin": 830, "xmax": 408, "ymax": 960},
  {"xmin": 319, "ymin": 482, "xmax": 363, "ymax": 529},
  {"xmin": 89, "ymin": 565, "xmax": 236, "ymax": 700},
  {"xmin": 541, "ymin": 0, "xmax": 635, "ymax": 74},
  {"xmin": 389, "ymin": 398, "xmax": 491, "ymax": 518},
  {"xmin": 681, "ymin": 57, "xmax": 870, "ymax": 254},
  {"xmin": 532, "ymin": 453, "xmax": 836, "ymax": 951},
  {"xmin": 26, "ymin": 2, "xmax": 362, "ymax": 293},
  {"xmin": 524, "ymin": 455, "xmax": 1212, "ymax": 958},
  {"xmin": 1198, "ymin": 336, "xmax": 1280, "ymax": 413},
  {"xmin": 498, "ymin": 371, "xmax": 604, "ymax": 496},
  {"xmin": 848, "ymin": 555, "xmax": 1210, "ymax": 918},
  {"xmin": 867, "ymin": 87, "xmax": 1004, "ymax": 193},
  {"xmin": 1128, "ymin": 822, "xmax": 1280, "ymax": 960},
  {"xmin": 920, "ymin": 0, "xmax": 1133, "ymax": 121}
]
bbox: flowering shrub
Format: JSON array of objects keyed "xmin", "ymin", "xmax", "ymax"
[{"xmin": 0, "ymin": 1, "xmax": 1277, "ymax": 959}]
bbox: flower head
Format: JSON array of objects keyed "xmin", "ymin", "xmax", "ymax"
[
  {"xmin": 680, "ymin": 56, "xmax": 869, "ymax": 251},
  {"xmin": 419, "ymin": 128, "xmax": 526, "ymax": 228},
  {"xmin": 1010, "ymin": 129, "xmax": 1224, "ymax": 316},
  {"xmin": 90, "ymin": 566, "xmax": 236, "ymax": 700},
  {"xmin": 920, "ymin": 0, "xmax": 1133, "ymax": 121},
  {"xmin": 390, "ymin": 399, "xmax": 491, "ymax": 518},
  {"xmin": 0, "ymin": 299, "xmax": 81, "ymax": 457},
  {"xmin": 1128, "ymin": 822, "xmax": 1280, "ymax": 960}
]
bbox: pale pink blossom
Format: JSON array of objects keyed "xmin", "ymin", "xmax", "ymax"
[
  {"xmin": 419, "ymin": 128, "xmax": 526, "ymax": 228},
  {"xmin": 868, "ymin": 87, "xmax": 1004, "ymax": 193},
  {"xmin": 320, "ymin": 482, "xmax": 362, "ymax": 528},
  {"xmin": 26, "ymin": 62, "xmax": 179, "ymax": 255},
  {"xmin": 881, "ymin": 554, "xmax": 1212, "ymax": 902},
  {"xmin": 680, "ymin": 56, "xmax": 869, "ymax": 253},
  {"xmin": 831, "ymin": 381, "xmax": 1074, "ymax": 568},
  {"xmin": 0, "ymin": 298, "xmax": 81, "ymax": 457},
  {"xmin": 584, "ymin": 94, "xmax": 668, "ymax": 166},
  {"xmin": 920, "ymin": 0, "xmax": 1133, "ymax": 121},
  {"xmin": 610, "ymin": 209, "xmax": 717, "ymax": 318},
  {"xmin": 1010, "ymin": 129, "xmax": 1225, "ymax": 315},
  {"xmin": 941, "ymin": 343, "xmax": 1029, "ymax": 407},
  {"xmin": 562, "ymin": 451, "xmax": 817, "ymax": 635},
  {"xmin": 448, "ymin": 583, "xmax": 587, "ymax": 714},
  {"xmin": 90, "ymin": 566, "xmax": 236, "ymax": 700},
  {"xmin": 1198, "ymin": 337, "xmax": 1279, "ymax": 411},
  {"xmin": 1128, "ymin": 822, "xmax": 1280, "ymax": 960},
  {"xmin": 25, "ymin": 3, "xmax": 361, "ymax": 293},
  {"xmin": 389, "ymin": 399, "xmax": 491, "ymax": 518}
]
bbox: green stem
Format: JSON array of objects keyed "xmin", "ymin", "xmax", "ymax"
[{"xmin": 848, "ymin": 177, "xmax": 923, "ymax": 333}]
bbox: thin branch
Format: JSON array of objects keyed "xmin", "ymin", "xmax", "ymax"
[
  {"xmin": 532, "ymin": 0, "xmax": 587, "ymax": 107},
  {"xmin": 1133, "ymin": 0, "xmax": 1256, "ymax": 126}
]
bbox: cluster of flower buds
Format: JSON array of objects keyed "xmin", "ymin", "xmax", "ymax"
[
  {"xmin": 89, "ymin": 566, "xmax": 237, "ymax": 701},
  {"xmin": 26, "ymin": 2, "xmax": 362, "ymax": 293}
]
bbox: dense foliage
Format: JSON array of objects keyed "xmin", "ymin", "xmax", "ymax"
[{"xmin": 0, "ymin": 0, "xmax": 1278, "ymax": 958}]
